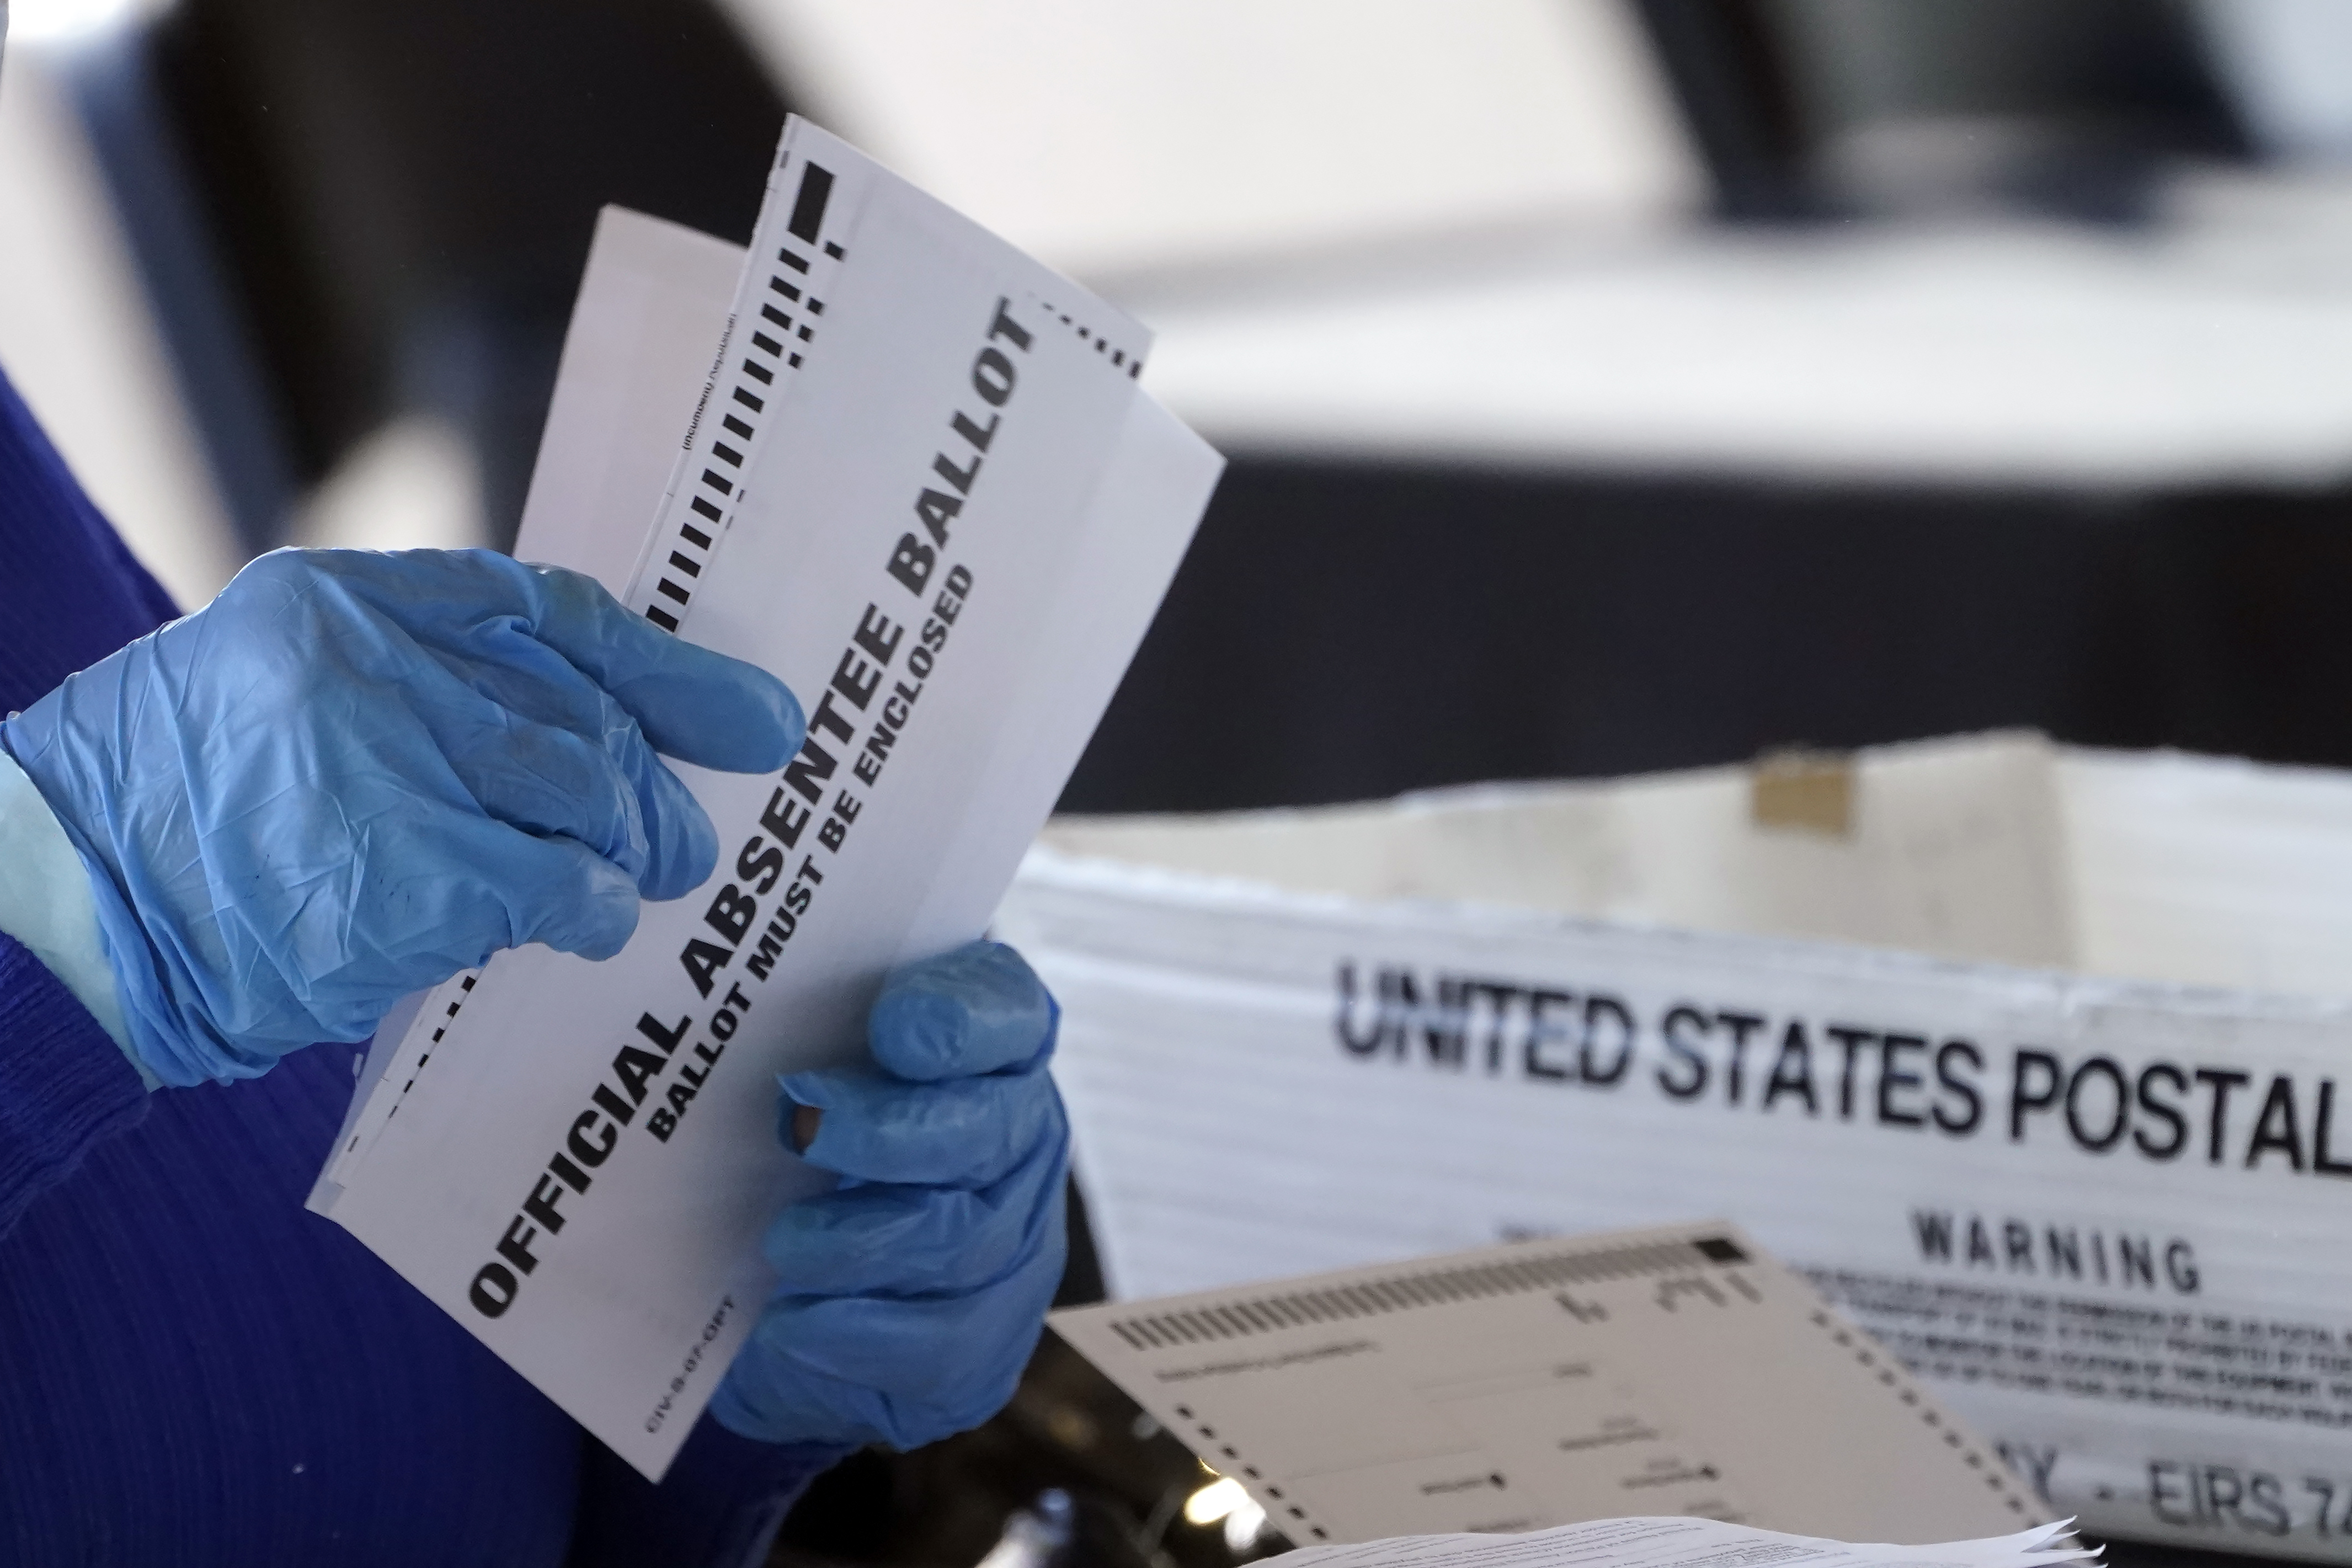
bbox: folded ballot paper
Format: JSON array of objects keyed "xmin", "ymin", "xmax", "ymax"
[
  {"xmin": 1258, "ymin": 1517, "xmax": 2093, "ymax": 1568},
  {"xmin": 306, "ymin": 118, "xmax": 1223, "ymax": 1478}
]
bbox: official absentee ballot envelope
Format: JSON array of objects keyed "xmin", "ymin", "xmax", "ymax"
[
  {"xmin": 306, "ymin": 119, "xmax": 1224, "ymax": 1479},
  {"xmin": 1053, "ymin": 1224, "xmax": 2046, "ymax": 1546}
]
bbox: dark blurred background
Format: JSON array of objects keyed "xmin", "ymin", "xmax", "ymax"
[{"xmin": 4, "ymin": 3, "xmax": 2351, "ymax": 1565}]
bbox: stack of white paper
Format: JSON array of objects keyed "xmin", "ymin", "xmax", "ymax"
[
  {"xmin": 1263, "ymin": 1517, "xmax": 2092, "ymax": 1568},
  {"xmin": 306, "ymin": 118, "xmax": 1223, "ymax": 1479}
]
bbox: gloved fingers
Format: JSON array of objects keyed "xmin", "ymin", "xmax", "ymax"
[
  {"xmin": 277, "ymin": 808, "xmax": 646, "ymax": 1035},
  {"xmin": 607, "ymin": 736, "xmax": 723, "ymax": 903},
  {"xmin": 710, "ymin": 1337, "xmax": 919, "ymax": 1450},
  {"xmin": 710, "ymin": 1295, "xmax": 1044, "ymax": 1451},
  {"xmin": 760, "ymin": 1141, "xmax": 1066, "ymax": 1297},
  {"xmin": 427, "ymin": 814, "xmax": 646, "ymax": 962},
  {"xmin": 304, "ymin": 548, "xmax": 805, "ymax": 775},
  {"xmin": 323, "ymin": 551, "xmax": 728, "ymax": 902},
  {"xmin": 437, "ymin": 696, "xmax": 721, "ymax": 903},
  {"xmin": 716, "ymin": 1182, "xmax": 1067, "ymax": 1449},
  {"xmin": 781, "ymin": 1061, "xmax": 1064, "ymax": 1186},
  {"xmin": 499, "ymin": 559, "xmax": 805, "ymax": 774},
  {"xmin": 430, "ymin": 700, "xmax": 649, "ymax": 875},
  {"xmin": 256, "ymin": 550, "xmax": 762, "ymax": 897},
  {"xmin": 868, "ymin": 940, "xmax": 1057, "ymax": 1082}
]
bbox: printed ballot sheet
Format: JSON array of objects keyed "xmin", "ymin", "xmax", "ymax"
[
  {"xmin": 307, "ymin": 119, "xmax": 1223, "ymax": 1479},
  {"xmin": 1053, "ymin": 1225, "xmax": 2049, "ymax": 1549},
  {"xmin": 1259, "ymin": 1516, "xmax": 2094, "ymax": 1568}
]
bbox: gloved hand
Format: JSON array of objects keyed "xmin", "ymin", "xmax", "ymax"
[
  {"xmin": 0, "ymin": 548, "xmax": 803, "ymax": 1088},
  {"xmin": 713, "ymin": 940, "xmax": 1070, "ymax": 1450}
]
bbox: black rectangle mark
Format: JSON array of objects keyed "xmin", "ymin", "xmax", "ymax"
[
  {"xmin": 668, "ymin": 552, "xmax": 702, "ymax": 578},
  {"xmin": 680, "ymin": 523, "xmax": 712, "ymax": 549},
  {"xmin": 656, "ymin": 578, "xmax": 691, "ymax": 605},
  {"xmin": 760, "ymin": 304, "xmax": 790, "ymax": 330},
  {"xmin": 777, "ymin": 248, "xmax": 809, "ymax": 274},
  {"xmin": 787, "ymin": 163, "xmax": 833, "ymax": 242},
  {"xmin": 723, "ymin": 414, "xmax": 754, "ymax": 439},
  {"xmin": 740, "ymin": 359, "xmax": 772, "ymax": 385},
  {"xmin": 732, "ymin": 387, "xmax": 764, "ymax": 413},
  {"xmin": 769, "ymin": 276, "xmax": 802, "ymax": 301},
  {"xmin": 701, "ymin": 468, "xmax": 733, "ymax": 495},
  {"xmin": 712, "ymin": 441, "xmax": 744, "ymax": 467},
  {"xmin": 646, "ymin": 606, "xmax": 680, "ymax": 631},
  {"xmin": 690, "ymin": 495, "xmax": 723, "ymax": 524}
]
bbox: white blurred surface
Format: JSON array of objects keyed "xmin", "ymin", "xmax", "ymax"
[
  {"xmin": 717, "ymin": 0, "xmax": 1700, "ymax": 280},
  {"xmin": 0, "ymin": 41, "xmax": 241, "ymax": 607},
  {"xmin": 2195, "ymin": 0, "xmax": 2352, "ymax": 163},
  {"xmin": 7, "ymin": 0, "xmax": 172, "ymax": 45},
  {"xmin": 288, "ymin": 413, "xmax": 488, "ymax": 554},
  {"xmin": 1133, "ymin": 173, "xmax": 2352, "ymax": 488}
]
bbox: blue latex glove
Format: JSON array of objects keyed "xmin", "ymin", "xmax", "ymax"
[
  {"xmin": 713, "ymin": 940, "xmax": 1070, "ymax": 1450},
  {"xmin": 0, "ymin": 548, "xmax": 803, "ymax": 1088}
]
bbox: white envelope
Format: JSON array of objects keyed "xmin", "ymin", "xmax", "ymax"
[{"xmin": 310, "ymin": 119, "xmax": 1223, "ymax": 1480}]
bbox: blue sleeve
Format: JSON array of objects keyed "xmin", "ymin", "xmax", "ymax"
[
  {"xmin": 568, "ymin": 1418, "xmax": 849, "ymax": 1568},
  {"xmin": 0, "ymin": 932, "xmax": 147, "ymax": 1238},
  {"xmin": 0, "ymin": 364, "xmax": 175, "ymax": 1239}
]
